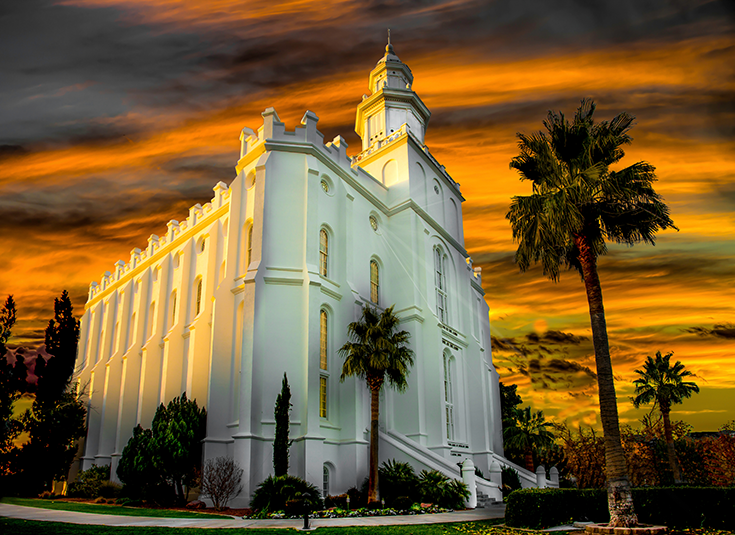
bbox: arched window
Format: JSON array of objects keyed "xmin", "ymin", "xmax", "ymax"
[
  {"xmin": 170, "ymin": 290, "xmax": 177, "ymax": 328},
  {"xmin": 199, "ymin": 237, "xmax": 206, "ymax": 253},
  {"xmin": 323, "ymin": 464, "xmax": 330, "ymax": 497},
  {"xmin": 319, "ymin": 229, "xmax": 328, "ymax": 277},
  {"xmin": 320, "ymin": 310, "xmax": 328, "ymax": 371},
  {"xmin": 443, "ymin": 353, "xmax": 454, "ymax": 441},
  {"xmin": 113, "ymin": 321, "xmax": 119, "ymax": 353},
  {"xmin": 148, "ymin": 302, "xmax": 156, "ymax": 339},
  {"xmin": 370, "ymin": 260, "xmax": 379, "ymax": 304},
  {"xmin": 319, "ymin": 376, "xmax": 327, "ymax": 418},
  {"xmin": 246, "ymin": 225, "xmax": 253, "ymax": 267},
  {"xmin": 435, "ymin": 248, "xmax": 447, "ymax": 324},
  {"xmin": 195, "ymin": 278, "xmax": 203, "ymax": 316}
]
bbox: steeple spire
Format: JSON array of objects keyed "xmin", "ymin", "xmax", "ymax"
[{"xmin": 355, "ymin": 41, "xmax": 431, "ymax": 150}]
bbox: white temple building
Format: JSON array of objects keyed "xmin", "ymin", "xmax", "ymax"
[{"xmin": 74, "ymin": 42, "xmax": 552, "ymax": 506}]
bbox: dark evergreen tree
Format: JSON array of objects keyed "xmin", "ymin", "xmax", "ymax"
[
  {"xmin": 16, "ymin": 291, "xmax": 85, "ymax": 494},
  {"xmin": 39, "ymin": 290, "xmax": 80, "ymax": 402},
  {"xmin": 117, "ymin": 424, "xmax": 164, "ymax": 499},
  {"xmin": 33, "ymin": 353, "xmax": 46, "ymax": 390},
  {"xmin": 150, "ymin": 393, "xmax": 207, "ymax": 504},
  {"xmin": 273, "ymin": 372, "xmax": 292, "ymax": 476},
  {"xmin": 499, "ymin": 382, "xmax": 523, "ymax": 423},
  {"xmin": 20, "ymin": 388, "xmax": 86, "ymax": 494},
  {"xmin": 12, "ymin": 354, "xmax": 27, "ymax": 392},
  {"xmin": 0, "ymin": 296, "xmax": 20, "ymax": 457}
]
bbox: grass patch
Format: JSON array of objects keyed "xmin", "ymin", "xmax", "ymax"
[
  {"xmin": 0, "ymin": 497, "xmax": 230, "ymax": 519},
  {"xmin": 0, "ymin": 518, "xmax": 506, "ymax": 535}
]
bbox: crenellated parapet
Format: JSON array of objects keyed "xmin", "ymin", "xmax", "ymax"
[
  {"xmin": 237, "ymin": 107, "xmax": 378, "ymax": 186},
  {"xmin": 87, "ymin": 181, "xmax": 231, "ymax": 302}
]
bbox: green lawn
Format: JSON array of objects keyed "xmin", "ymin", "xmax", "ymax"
[
  {"xmin": 0, "ymin": 497, "xmax": 231, "ymax": 519},
  {"xmin": 1, "ymin": 518, "xmax": 506, "ymax": 535}
]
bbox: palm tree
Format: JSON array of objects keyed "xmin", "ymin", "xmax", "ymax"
[
  {"xmin": 632, "ymin": 351, "xmax": 699, "ymax": 484},
  {"xmin": 506, "ymin": 99, "xmax": 676, "ymax": 527},
  {"xmin": 503, "ymin": 406, "xmax": 555, "ymax": 472},
  {"xmin": 339, "ymin": 304, "xmax": 414, "ymax": 504}
]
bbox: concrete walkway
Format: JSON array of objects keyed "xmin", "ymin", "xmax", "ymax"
[{"xmin": 0, "ymin": 502, "xmax": 505, "ymax": 529}]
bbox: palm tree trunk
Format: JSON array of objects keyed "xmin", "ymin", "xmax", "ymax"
[
  {"xmin": 661, "ymin": 407, "xmax": 683, "ymax": 484},
  {"xmin": 367, "ymin": 375, "xmax": 383, "ymax": 504},
  {"xmin": 524, "ymin": 449, "xmax": 534, "ymax": 473},
  {"xmin": 575, "ymin": 233, "xmax": 637, "ymax": 527}
]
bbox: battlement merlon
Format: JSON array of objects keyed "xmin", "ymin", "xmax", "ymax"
[
  {"xmin": 236, "ymin": 107, "xmax": 377, "ymax": 186},
  {"xmin": 86, "ymin": 181, "xmax": 231, "ymax": 305}
]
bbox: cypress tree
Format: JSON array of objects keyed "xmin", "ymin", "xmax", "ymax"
[
  {"xmin": 39, "ymin": 290, "xmax": 80, "ymax": 402},
  {"xmin": 273, "ymin": 373, "xmax": 292, "ymax": 476}
]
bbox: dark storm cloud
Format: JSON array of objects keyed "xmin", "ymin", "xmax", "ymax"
[
  {"xmin": 0, "ymin": 176, "xmax": 217, "ymax": 242},
  {"xmin": 527, "ymin": 331, "xmax": 589, "ymax": 345},
  {"xmin": 687, "ymin": 324, "xmax": 735, "ymax": 340}
]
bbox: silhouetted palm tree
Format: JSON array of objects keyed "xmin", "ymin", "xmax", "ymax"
[
  {"xmin": 506, "ymin": 99, "xmax": 676, "ymax": 527},
  {"xmin": 503, "ymin": 406, "xmax": 555, "ymax": 472},
  {"xmin": 339, "ymin": 304, "xmax": 414, "ymax": 504},
  {"xmin": 632, "ymin": 351, "xmax": 699, "ymax": 483}
]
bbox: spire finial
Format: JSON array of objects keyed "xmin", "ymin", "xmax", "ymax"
[
  {"xmin": 388, "ymin": 28, "xmax": 391, "ymax": 45},
  {"xmin": 385, "ymin": 28, "xmax": 394, "ymax": 55}
]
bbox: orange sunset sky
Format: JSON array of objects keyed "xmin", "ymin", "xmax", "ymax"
[{"xmin": 1, "ymin": 0, "xmax": 733, "ymax": 430}]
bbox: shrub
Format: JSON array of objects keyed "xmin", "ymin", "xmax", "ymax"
[
  {"xmin": 505, "ymin": 487, "xmax": 735, "ymax": 530},
  {"xmin": 67, "ymin": 464, "xmax": 111, "ymax": 498},
  {"xmin": 346, "ymin": 486, "xmax": 365, "ymax": 508},
  {"xmin": 417, "ymin": 469, "xmax": 470, "ymax": 509},
  {"xmin": 501, "ymin": 466, "xmax": 522, "ymax": 498},
  {"xmin": 393, "ymin": 495, "xmax": 413, "ymax": 510},
  {"xmin": 117, "ymin": 425, "xmax": 161, "ymax": 500},
  {"xmin": 201, "ymin": 456, "xmax": 244, "ymax": 511},
  {"xmin": 506, "ymin": 488, "xmax": 607, "ymax": 529},
  {"xmin": 98, "ymin": 481, "xmax": 122, "ymax": 499},
  {"xmin": 250, "ymin": 475, "xmax": 322, "ymax": 512},
  {"xmin": 324, "ymin": 494, "xmax": 348, "ymax": 509},
  {"xmin": 378, "ymin": 460, "xmax": 419, "ymax": 506}
]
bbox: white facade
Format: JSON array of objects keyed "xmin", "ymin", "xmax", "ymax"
[{"xmin": 74, "ymin": 43, "xmax": 527, "ymax": 506}]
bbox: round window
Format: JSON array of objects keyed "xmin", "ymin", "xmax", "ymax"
[
  {"xmin": 369, "ymin": 215, "xmax": 378, "ymax": 231},
  {"xmin": 321, "ymin": 180, "xmax": 329, "ymax": 193}
]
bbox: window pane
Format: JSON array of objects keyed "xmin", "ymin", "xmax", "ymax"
[
  {"xmin": 196, "ymin": 279, "xmax": 202, "ymax": 315},
  {"xmin": 320, "ymin": 310, "xmax": 328, "ymax": 370},
  {"xmin": 319, "ymin": 229, "xmax": 328, "ymax": 277},
  {"xmin": 246, "ymin": 225, "xmax": 253, "ymax": 267},
  {"xmin": 370, "ymin": 261, "xmax": 379, "ymax": 304},
  {"xmin": 320, "ymin": 376, "xmax": 327, "ymax": 418}
]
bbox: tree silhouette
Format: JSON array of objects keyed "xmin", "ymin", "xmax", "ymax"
[
  {"xmin": 506, "ymin": 99, "xmax": 676, "ymax": 526},
  {"xmin": 632, "ymin": 351, "xmax": 699, "ymax": 483}
]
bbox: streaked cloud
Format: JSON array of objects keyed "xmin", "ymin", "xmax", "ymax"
[{"xmin": 1, "ymin": 0, "xmax": 733, "ymax": 430}]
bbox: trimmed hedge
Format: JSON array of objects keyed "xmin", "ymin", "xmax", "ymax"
[{"xmin": 506, "ymin": 487, "xmax": 735, "ymax": 529}]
